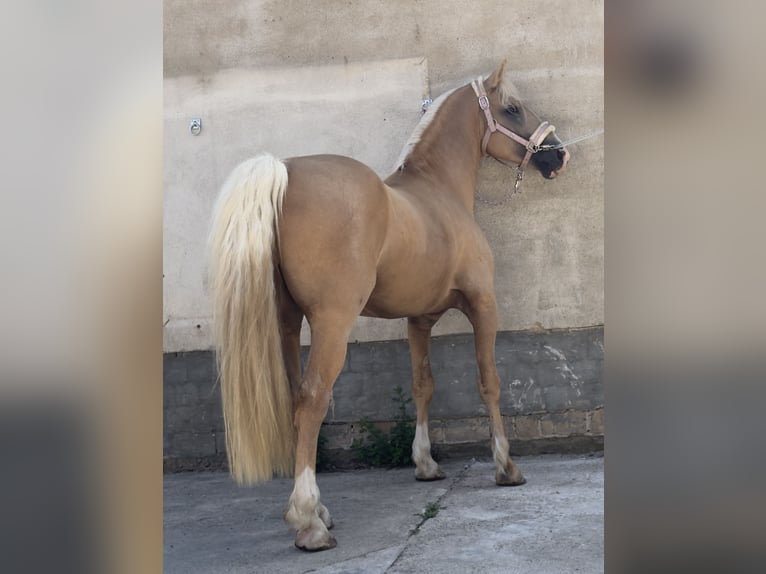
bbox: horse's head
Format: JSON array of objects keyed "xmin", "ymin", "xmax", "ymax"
[{"xmin": 476, "ymin": 60, "xmax": 570, "ymax": 180}]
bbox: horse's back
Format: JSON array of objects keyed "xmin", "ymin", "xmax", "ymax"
[
  {"xmin": 278, "ymin": 155, "xmax": 390, "ymax": 315},
  {"xmin": 285, "ymin": 154, "xmax": 386, "ymax": 205}
]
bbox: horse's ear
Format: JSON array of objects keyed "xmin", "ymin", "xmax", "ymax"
[{"xmin": 487, "ymin": 59, "xmax": 507, "ymax": 92}]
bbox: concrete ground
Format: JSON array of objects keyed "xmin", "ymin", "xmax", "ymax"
[{"xmin": 164, "ymin": 453, "xmax": 603, "ymax": 574}]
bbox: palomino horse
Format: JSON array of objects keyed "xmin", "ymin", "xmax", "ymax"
[{"xmin": 208, "ymin": 60, "xmax": 570, "ymax": 551}]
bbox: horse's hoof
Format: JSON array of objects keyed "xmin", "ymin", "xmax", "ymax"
[
  {"xmin": 496, "ymin": 470, "xmax": 526, "ymax": 486},
  {"xmin": 415, "ymin": 467, "xmax": 446, "ymax": 481},
  {"xmin": 294, "ymin": 529, "xmax": 337, "ymax": 552}
]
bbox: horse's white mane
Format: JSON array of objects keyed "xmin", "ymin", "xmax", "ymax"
[
  {"xmin": 393, "ymin": 86, "xmax": 458, "ymax": 171},
  {"xmin": 393, "ymin": 72, "xmax": 522, "ymax": 171}
]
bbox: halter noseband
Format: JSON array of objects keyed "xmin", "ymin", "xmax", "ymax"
[{"xmin": 470, "ymin": 77, "xmax": 557, "ymax": 192}]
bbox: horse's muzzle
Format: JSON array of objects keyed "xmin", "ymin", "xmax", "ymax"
[{"xmin": 547, "ymin": 148, "xmax": 570, "ymax": 179}]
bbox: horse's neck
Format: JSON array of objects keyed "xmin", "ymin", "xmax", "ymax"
[{"xmin": 392, "ymin": 87, "xmax": 482, "ymax": 211}]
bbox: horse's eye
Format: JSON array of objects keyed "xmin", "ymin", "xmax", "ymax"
[{"xmin": 505, "ymin": 104, "xmax": 519, "ymax": 115}]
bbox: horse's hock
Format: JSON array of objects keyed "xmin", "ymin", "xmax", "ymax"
[
  {"xmin": 163, "ymin": 327, "xmax": 603, "ymax": 471},
  {"xmin": 163, "ymin": 1, "xmax": 604, "ymax": 472}
]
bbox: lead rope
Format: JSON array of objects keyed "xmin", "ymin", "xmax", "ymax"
[{"xmin": 537, "ymin": 128, "xmax": 605, "ymax": 151}]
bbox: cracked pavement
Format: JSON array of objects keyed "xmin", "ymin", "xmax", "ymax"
[{"xmin": 164, "ymin": 453, "xmax": 603, "ymax": 573}]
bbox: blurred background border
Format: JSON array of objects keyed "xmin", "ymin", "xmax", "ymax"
[{"xmin": 2, "ymin": 1, "xmax": 765, "ymax": 573}]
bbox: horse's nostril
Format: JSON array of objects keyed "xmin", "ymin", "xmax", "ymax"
[{"xmin": 557, "ymin": 149, "xmax": 567, "ymax": 160}]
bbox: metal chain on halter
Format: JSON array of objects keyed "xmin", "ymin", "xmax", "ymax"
[
  {"xmin": 474, "ymin": 162, "xmax": 525, "ymax": 206},
  {"xmin": 474, "ymin": 128, "xmax": 604, "ymax": 206}
]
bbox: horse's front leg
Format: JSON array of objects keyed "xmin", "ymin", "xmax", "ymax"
[
  {"xmin": 408, "ymin": 314, "xmax": 446, "ymax": 481},
  {"xmin": 464, "ymin": 293, "xmax": 526, "ymax": 486}
]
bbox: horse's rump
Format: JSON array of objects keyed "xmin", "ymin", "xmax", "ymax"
[{"xmin": 277, "ymin": 155, "xmax": 390, "ymax": 316}]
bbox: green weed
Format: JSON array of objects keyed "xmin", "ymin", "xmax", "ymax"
[
  {"xmin": 351, "ymin": 386, "xmax": 415, "ymax": 468},
  {"xmin": 422, "ymin": 501, "xmax": 440, "ymax": 520}
]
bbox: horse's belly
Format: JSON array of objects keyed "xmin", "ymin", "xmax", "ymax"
[
  {"xmin": 361, "ymin": 278, "xmax": 457, "ymax": 319},
  {"xmin": 363, "ymin": 185, "xmax": 468, "ymax": 318}
]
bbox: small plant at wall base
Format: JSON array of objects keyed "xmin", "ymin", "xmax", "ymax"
[
  {"xmin": 352, "ymin": 386, "xmax": 416, "ymax": 468},
  {"xmin": 388, "ymin": 385, "xmax": 416, "ymax": 465}
]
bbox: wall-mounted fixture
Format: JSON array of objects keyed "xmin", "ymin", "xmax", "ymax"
[{"xmin": 189, "ymin": 118, "xmax": 202, "ymax": 135}]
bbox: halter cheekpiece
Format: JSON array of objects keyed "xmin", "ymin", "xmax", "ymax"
[{"xmin": 470, "ymin": 77, "xmax": 557, "ymax": 194}]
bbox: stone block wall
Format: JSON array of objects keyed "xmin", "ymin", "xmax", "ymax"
[{"xmin": 164, "ymin": 326, "xmax": 603, "ymax": 471}]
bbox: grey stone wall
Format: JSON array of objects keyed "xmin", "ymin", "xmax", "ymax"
[{"xmin": 164, "ymin": 326, "xmax": 603, "ymax": 471}]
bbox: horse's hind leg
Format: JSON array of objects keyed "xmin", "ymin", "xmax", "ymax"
[
  {"xmin": 408, "ymin": 314, "xmax": 446, "ymax": 481},
  {"xmin": 285, "ymin": 311, "xmax": 356, "ymax": 551},
  {"xmin": 277, "ymin": 269, "xmax": 304, "ymax": 401},
  {"xmin": 277, "ymin": 275, "xmax": 334, "ymax": 531},
  {"xmin": 464, "ymin": 292, "xmax": 526, "ymax": 486}
]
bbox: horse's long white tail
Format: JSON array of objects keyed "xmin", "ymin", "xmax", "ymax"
[{"xmin": 208, "ymin": 153, "xmax": 294, "ymax": 485}]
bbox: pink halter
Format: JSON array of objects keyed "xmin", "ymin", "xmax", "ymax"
[{"xmin": 470, "ymin": 77, "xmax": 556, "ymax": 187}]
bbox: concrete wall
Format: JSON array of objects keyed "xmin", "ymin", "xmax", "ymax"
[{"xmin": 163, "ymin": 0, "xmax": 604, "ymax": 351}]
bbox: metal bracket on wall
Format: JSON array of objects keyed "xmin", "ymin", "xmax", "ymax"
[{"xmin": 189, "ymin": 118, "xmax": 202, "ymax": 135}]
